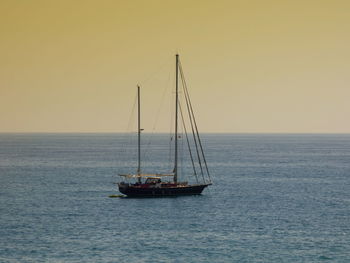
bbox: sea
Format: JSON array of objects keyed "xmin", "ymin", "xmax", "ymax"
[{"xmin": 0, "ymin": 133, "xmax": 349, "ymax": 263}]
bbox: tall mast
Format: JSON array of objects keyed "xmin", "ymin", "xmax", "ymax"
[
  {"xmin": 137, "ymin": 85, "xmax": 141, "ymax": 183},
  {"xmin": 174, "ymin": 54, "xmax": 179, "ymax": 184}
]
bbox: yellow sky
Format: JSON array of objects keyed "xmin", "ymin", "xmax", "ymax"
[{"xmin": 1, "ymin": 0, "xmax": 349, "ymax": 133}]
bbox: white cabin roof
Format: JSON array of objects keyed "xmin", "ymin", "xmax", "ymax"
[{"xmin": 118, "ymin": 173, "xmax": 174, "ymax": 179}]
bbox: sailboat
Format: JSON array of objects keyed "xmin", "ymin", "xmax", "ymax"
[{"xmin": 118, "ymin": 54, "xmax": 211, "ymax": 197}]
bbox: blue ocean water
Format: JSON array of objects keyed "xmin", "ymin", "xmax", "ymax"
[{"xmin": 0, "ymin": 133, "xmax": 349, "ymax": 262}]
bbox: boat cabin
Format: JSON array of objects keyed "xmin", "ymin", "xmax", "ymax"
[
  {"xmin": 144, "ymin": 177, "xmax": 161, "ymax": 184},
  {"xmin": 118, "ymin": 173, "xmax": 174, "ymax": 186}
]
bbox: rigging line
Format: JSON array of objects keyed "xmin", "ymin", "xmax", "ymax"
[
  {"xmin": 179, "ymin": 63, "xmax": 205, "ymax": 183},
  {"xmin": 183, "ymin": 80, "xmax": 211, "ymax": 183},
  {"xmin": 124, "ymin": 90, "xmax": 138, "ymax": 135},
  {"xmin": 168, "ymin": 133, "xmax": 172, "ymax": 171},
  {"xmin": 151, "ymin": 68, "xmax": 173, "ymax": 132},
  {"xmin": 179, "ymin": 60, "xmax": 211, "ymax": 182},
  {"xmin": 168, "ymin": 65, "xmax": 175, "ymax": 173},
  {"xmin": 179, "ymin": 64, "xmax": 204, "ymax": 181},
  {"xmin": 180, "ymin": 67, "xmax": 211, "ymax": 183},
  {"xmin": 180, "ymin": 125, "xmax": 184, "ymax": 181},
  {"xmin": 139, "ymin": 56, "xmax": 173, "ymax": 86},
  {"xmin": 179, "ymin": 103, "xmax": 199, "ymax": 183},
  {"xmin": 141, "ymin": 68, "xmax": 173, "ymax": 168},
  {"xmin": 167, "ymin": 75, "xmax": 175, "ymax": 173},
  {"xmin": 120, "ymin": 90, "xmax": 138, "ymax": 173},
  {"xmin": 137, "ymin": 57, "xmax": 173, "ymax": 167}
]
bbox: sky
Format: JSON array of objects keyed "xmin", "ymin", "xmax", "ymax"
[{"xmin": 1, "ymin": 0, "xmax": 349, "ymax": 133}]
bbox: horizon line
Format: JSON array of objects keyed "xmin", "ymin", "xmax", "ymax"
[{"xmin": 1, "ymin": 132, "xmax": 350, "ymax": 135}]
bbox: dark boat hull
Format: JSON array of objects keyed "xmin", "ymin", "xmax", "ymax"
[{"xmin": 118, "ymin": 183, "xmax": 210, "ymax": 197}]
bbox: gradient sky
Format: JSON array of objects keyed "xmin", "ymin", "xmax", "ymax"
[{"xmin": 1, "ymin": 0, "xmax": 349, "ymax": 133}]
